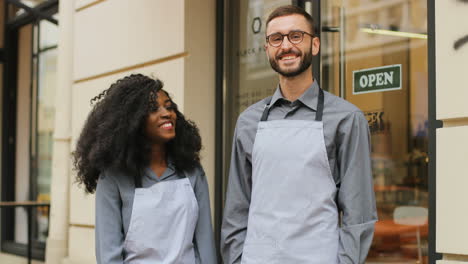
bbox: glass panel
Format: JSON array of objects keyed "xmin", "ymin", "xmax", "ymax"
[
  {"xmin": 12, "ymin": 20, "xmax": 56, "ymax": 248},
  {"xmin": 321, "ymin": 1, "xmax": 342, "ymax": 97},
  {"xmin": 7, "ymin": 3, "xmax": 20, "ymax": 21},
  {"xmin": 39, "ymin": 19, "xmax": 58, "ymax": 50},
  {"xmin": 224, "ymin": 0, "xmax": 293, "ymax": 197},
  {"xmin": 13, "ymin": 0, "xmax": 49, "ymax": 17},
  {"xmin": 321, "ymin": 0, "xmax": 428, "ymax": 263},
  {"xmin": 34, "ymin": 47, "xmax": 56, "ymax": 242}
]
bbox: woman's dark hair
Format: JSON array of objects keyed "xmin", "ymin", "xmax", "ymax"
[{"xmin": 73, "ymin": 74, "xmax": 201, "ymax": 193}]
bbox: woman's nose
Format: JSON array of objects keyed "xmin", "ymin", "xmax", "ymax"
[{"xmin": 159, "ymin": 107, "xmax": 173, "ymax": 118}]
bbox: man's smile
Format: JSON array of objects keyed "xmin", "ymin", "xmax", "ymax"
[{"xmin": 277, "ymin": 52, "xmax": 301, "ymax": 65}]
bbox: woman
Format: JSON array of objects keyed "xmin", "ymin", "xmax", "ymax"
[{"xmin": 74, "ymin": 74, "xmax": 217, "ymax": 264}]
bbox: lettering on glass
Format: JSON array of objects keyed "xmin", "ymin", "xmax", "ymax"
[
  {"xmin": 237, "ymin": 16, "xmax": 267, "ymax": 58},
  {"xmin": 364, "ymin": 111, "xmax": 386, "ymax": 134},
  {"xmin": 252, "ymin": 17, "xmax": 262, "ymax": 34}
]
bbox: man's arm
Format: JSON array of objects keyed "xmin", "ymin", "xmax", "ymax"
[
  {"xmin": 220, "ymin": 125, "xmax": 252, "ymax": 264},
  {"xmin": 336, "ymin": 111, "xmax": 378, "ymax": 264}
]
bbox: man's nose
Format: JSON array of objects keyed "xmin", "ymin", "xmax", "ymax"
[{"xmin": 280, "ymin": 35, "xmax": 293, "ymax": 49}]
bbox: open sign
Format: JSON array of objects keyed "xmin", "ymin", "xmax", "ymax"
[{"xmin": 353, "ymin": 64, "xmax": 402, "ymax": 94}]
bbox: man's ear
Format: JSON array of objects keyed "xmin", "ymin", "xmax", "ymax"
[{"xmin": 312, "ymin": 37, "xmax": 320, "ymax": 56}]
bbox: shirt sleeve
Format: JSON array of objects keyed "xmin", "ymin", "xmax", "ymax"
[
  {"xmin": 95, "ymin": 171, "xmax": 125, "ymax": 264},
  {"xmin": 193, "ymin": 168, "xmax": 218, "ymax": 264},
  {"xmin": 336, "ymin": 111, "xmax": 378, "ymax": 264},
  {"xmin": 220, "ymin": 125, "xmax": 252, "ymax": 264}
]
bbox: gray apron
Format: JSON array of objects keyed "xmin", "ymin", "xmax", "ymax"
[
  {"xmin": 242, "ymin": 89, "xmax": 339, "ymax": 264},
  {"xmin": 123, "ymin": 176, "xmax": 198, "ymax": 264}
]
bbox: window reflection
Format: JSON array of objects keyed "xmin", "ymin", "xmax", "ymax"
[
  {"xmin": 35, "ymin": 47, "xmax": 57, "ymax": 242},
  {"xmin": 322, "ymin": 0, "xmax": 429, "ymax": 263},
  {"xmin": 13, "ymin": 18, "xmax": 57, "ymax": 247},
  {"xmin": 223, "ymin": 0, "xmax": 292, "ymax": 196}
]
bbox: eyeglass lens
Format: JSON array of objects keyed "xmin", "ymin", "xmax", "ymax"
[{"xmin": 268, "ymin": 31, "xmax": 304, "ymax": 46}]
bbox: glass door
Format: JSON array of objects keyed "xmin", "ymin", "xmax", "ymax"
[
  {"xmin": 223, "ymin": 0, "xmax": 295, "ymax": 199},
  {"xmin": 320, "ymin": 0, "xmax": 429, "ymax": 263}
]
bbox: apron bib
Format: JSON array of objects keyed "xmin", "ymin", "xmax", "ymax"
[
  {"xmin": 123, "ymin": 177, "xmax": 198, "ymax": 264},
  {"xmin": 242, "ymin": 89, "xmax": 339, "ymax": 264}
]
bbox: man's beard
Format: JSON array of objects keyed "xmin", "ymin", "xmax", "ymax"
[{"xmin": 269, "ymin": 46, "xmax": 313, "ymax": 78}]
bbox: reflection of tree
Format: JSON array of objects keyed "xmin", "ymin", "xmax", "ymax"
[
  {"xmin": 456, "ymin": 0, "xmax": 468, "ymax": 50},
  {"xmin": 454, "ymin": 35, "xmax": 468, "ymax": 50}
]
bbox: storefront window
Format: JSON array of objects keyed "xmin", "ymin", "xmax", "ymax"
[
  {"xmin": 4, "ymin": 14, "xmax": 57, "ymax": 258},
  {"xmin": 34, "ymin": 19, "xmax": 57, "ymax": 242},
  {"xmin": 321, "ymin": 0, "xmax": 428, "ymax": 263},
  {"xmin": 9, "ymin": 0, "xmax": 50, "ymax": 18},
  {"xmin": 223, "ymin": 0, "xmax": 294, "ymax": 195},
  {"xmin": 224, "ymin": 0, "xmax": 429, "ymax": 263}
]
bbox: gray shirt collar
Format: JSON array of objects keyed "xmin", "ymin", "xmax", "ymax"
[
  {"xmin": 269, "ymin": 80, "xmax": 320, "ymax": 111},
  {"xmin": 144, "ymin": 158, "xmax": 177, "ymax": 181}
]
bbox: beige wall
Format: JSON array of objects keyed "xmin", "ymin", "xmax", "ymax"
[
  {"xmin": 62, "ymin": 0, "xmax": 216, "ymax": 263},
  {"xmin": 0, "ymin": 252, "xmax": 43, "ymax": 264},
  {"xmin": 436, "ymin": 0, "xmax": 468, "ymax": 263},
  {"xmin": 184, "ymin": 0, "xmax": 217, "ymax": 217}
]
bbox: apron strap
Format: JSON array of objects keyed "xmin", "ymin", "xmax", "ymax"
[
  {"xmin": 260, "ymin": 88, "xmax": 325, "ymax": 122},
  {"xmin": 260, "ymin": 97, "xmax": 272, "ymax": 122},
  {"xmin": 315, "ymin": 88, "xmax": 324, "ymax": 122}
]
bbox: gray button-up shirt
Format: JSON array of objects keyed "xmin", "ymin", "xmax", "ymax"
[
  {"xmin": 95, "ymin": 163, "xmax": 217, "ymax": 264},
  {"xmin": 221, "ymin": 81, "xmax": 377, "ymax": 264}
]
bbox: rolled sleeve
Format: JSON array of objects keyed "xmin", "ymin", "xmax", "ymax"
[
  {"xmin": 95, "ymin": 171, "xmax": 125, "ymax": 264},
  {"xmin": 336, "ymin": 111, "xmax": 378, "ymax": 264},
  {"xmin": 193, "ymin": 168, "xmax": 218, "ymax": 264},
  {"xmin": 220, "ymin": 125, "xmax": 252, "ymax": 264}
]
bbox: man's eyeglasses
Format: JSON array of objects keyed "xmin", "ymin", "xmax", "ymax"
[{"xmin": 266, "ymin": 30, "xmax": 314, "ymax": 47}]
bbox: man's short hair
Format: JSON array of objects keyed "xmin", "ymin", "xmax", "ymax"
[{"xmin": 266, "ymin": 5, "xmax": 315, "ymax": 35}]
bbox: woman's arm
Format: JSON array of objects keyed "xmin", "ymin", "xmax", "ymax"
[
  {"xmin": 193, "ymin": 168, "xmax": 218, "ymax": 264},
  {"xmin": 95, "ymin": 171, "xmax": 125, "ymax": 264}
]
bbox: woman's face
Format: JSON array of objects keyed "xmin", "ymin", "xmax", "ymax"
[{"xmin": 145, "ymin": 90, "xmax": 177, "ymax": 144}]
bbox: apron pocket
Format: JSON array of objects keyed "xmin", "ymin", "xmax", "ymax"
[
  {"xmin": 241, "ymin": 241, "xmax": 277, "ymax": 264},
  {"xmin": 278, "ymin": 236, "xmax": 338, "ymax": 264}
]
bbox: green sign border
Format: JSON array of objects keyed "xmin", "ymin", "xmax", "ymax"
[{"xmin": 352, "ymin": 64, "xmax": 402, "ymax": 95}]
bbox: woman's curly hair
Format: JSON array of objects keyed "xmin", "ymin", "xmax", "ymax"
[{"xmin": 73, "ymin": 74, "xmax": 202, "ymax": 193}]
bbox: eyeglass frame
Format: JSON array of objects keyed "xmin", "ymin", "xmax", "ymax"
[{"xmin": 265, "ymin": 30, "xmax": 315, "ymax": 47}]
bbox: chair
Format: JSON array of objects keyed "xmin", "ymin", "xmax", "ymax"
[{"xmin": 393, "ymin": 206, "xmax": 428, "ymax": 263}]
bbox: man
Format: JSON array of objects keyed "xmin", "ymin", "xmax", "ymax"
[{"xmin": 221, "ymin": 5, "xmax": 377, "ymax": 264}]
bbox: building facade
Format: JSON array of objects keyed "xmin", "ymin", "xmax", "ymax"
[{"xmin": 0, "ymin": 0, "xmax": 467, "ymax": 264}]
